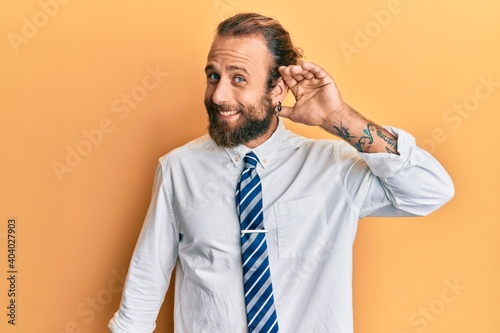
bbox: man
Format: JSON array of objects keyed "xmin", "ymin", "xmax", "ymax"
[{"xmin": 109, "ymin": 13, "xmax": 454, "ymax": 333}]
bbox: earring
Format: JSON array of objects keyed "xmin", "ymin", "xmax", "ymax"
[{"xmin": 275, "ymin": 101, "xmax": 282, "ymax": 114}]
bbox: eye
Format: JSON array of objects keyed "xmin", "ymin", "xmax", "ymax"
[
  {"xmin": 234, "ymin": 76, "xmax": 246, "ymax": 83},
  {"xmin": 207, "ymin": 73, "xmax": 220, "ymax": 81}
]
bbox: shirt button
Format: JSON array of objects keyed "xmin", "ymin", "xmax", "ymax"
[
  {"xmin": 263, "ymin": 159, "xmax": 268, "ymax": 164},
  {"xmin": 235, "ymin": 156, "xmax": 241, "ymax": 162}
]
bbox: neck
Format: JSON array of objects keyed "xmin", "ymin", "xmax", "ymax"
[{"xmin": 244, "ymin": 115, "xmax": 279, "ymax": 148}]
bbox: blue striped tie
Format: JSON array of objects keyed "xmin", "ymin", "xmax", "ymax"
[{"xmin": 236, "ymin": 152, "xmax": 279, "ymax": 333}]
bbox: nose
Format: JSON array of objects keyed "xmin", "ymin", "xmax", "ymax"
[{"xmin": 210, "ymin": 79, "xmax": 232, "ymax": 105}]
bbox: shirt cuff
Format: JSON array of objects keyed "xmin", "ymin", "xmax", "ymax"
[{"xmin": 357, "ymin": 126, "xmax": 415, "ymax": 178}]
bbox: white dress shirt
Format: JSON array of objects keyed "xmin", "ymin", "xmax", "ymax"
[{"xmin": 109, "ymin": 119, "xmax": 454, "ymax": 333}]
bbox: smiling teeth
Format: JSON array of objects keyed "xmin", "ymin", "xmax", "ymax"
[{"xmin": 219, "ymin": 110, "xmax": 238, "ymax": 116}]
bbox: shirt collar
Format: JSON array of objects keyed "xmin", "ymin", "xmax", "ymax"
[{"xmin": 224, "ymin": 117, "xmax": 286, "ymax": 169}]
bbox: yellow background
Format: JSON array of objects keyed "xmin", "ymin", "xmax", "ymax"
[{"xmin": 1, "ymin": 0, "xmax": 499, "ymax": 332}]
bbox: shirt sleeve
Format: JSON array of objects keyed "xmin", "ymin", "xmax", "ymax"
[
  {"xmin": 109, "ymin": 163, "xmax": 178, "ymax": 332},
  {"xmin": 338, "ymin": 127, "xmax": 455, "ymax": 218}
]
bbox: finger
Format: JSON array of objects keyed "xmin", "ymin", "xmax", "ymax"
[
  {"xmin": 289, "ymin": 64, "xmax": 307, "ymax": 75},
  {"xmin": 302, "ymin": 71, "xmax": 316, "ymax": 80},
  {"xmin": 300, "ymin": 62, "xmax": 329, "ymax": 80},
  {"xmin": 279, "ymin": 66, "xmax": 298, "ymax": 88},
  {"xmin": 281, "ymin": 65, "xmax": 312, "ymax": 86},
  {"xmin": 292, "ymin": 73, "xmax": 305, "ymax": 82},
  {"xmin": 289, "ymin": 63, "xmax": 326, "ymax": 82}
]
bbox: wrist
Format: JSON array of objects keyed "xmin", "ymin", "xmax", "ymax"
[{"xmin": 320, "ymin": 103, "xmax": 354, "ymax": 131}]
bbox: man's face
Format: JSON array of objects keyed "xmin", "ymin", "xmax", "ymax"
[{"xmin": 204, "ymin": 35, "xmax": 276, "ymax": 147}]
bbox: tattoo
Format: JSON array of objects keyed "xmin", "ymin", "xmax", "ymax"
[
  {"xmin": 386, "ymin": 147, "xmax": 397, "ymax": 154},
  {"xmin": 333, "ymin": 121, "xmax": 398, "ymax": 154},
  {"xmin": 333, "ymin": 121, "xmax": 355, "ymax": 141},
  {"xmin": 354, "ymin": 123, "xmax": 375, "ymax": 153},
  {"xmin": 376, "ymin": 129, "xmax": 398, "ymax": 154}
]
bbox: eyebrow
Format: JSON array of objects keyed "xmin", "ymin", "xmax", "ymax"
[
  {"xmin": 228, "ymin": 65, "xmax": 250, "ymax": 75},
  {"xmin": 205, "ymin": 64, "xmax": 250, "ymax": 75}
]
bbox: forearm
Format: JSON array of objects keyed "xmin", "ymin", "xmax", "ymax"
[
  {"xmin": 321, "ymin": 104, "xmax": 399, "ymax": 154},
  {"xmin": 338, "ymin": 126, "xmax": 454, "ymax": 217}
]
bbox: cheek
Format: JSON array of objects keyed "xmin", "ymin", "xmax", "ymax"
[
  {"xmin": 237, "ymin": 90, "xmax": 262, "ymax": 107},
  {"xmin": 204, "ymin": 85, "xmax": 215, "ymax": 101}
]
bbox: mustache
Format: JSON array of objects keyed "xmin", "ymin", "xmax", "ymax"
[{"xmin": 205, "ymin": 99, "xmax": 243, "ymax": 112}]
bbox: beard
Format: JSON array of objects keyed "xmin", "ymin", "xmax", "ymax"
[{"xmin": 204, "ymin": 93, "xmax": 275, "ymax": 147}]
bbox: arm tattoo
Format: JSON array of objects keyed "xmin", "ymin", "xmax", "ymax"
[
  {"xmin": 333, "ymin": 121, "xmax": 399, "ymax": 154},
  {"xmin": 333, "ymin": 120, "xmax": 356, "ymax": 141},
  {"xmin": 334, "ymin": 122, "xmax": 375, "ymax": 153},
  {"xmin": 354, "ymin": 123, "xmax": 375, "ymax": 153},
  {"xmin": 376, "ymin": 128, "xmax": 398, "ymax": 154}
]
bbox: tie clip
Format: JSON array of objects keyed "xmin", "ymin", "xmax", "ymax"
[{"xmin": 241, "ymin": 230, "xmax": 268, "ymax": 234}]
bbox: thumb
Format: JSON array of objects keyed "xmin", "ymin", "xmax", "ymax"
[{"xmin": 278, "ymin": 105, "xmax": 293, "ymax": 119}]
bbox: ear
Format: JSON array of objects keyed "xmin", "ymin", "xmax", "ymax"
[{"xmin": 270, "ymin": 76, "xmax": 288, "ymax": 103}]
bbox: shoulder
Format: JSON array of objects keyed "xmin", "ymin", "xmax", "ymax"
[{"xmin": 158, "ymin": 134, "xmax": 222, "ymax": 167}]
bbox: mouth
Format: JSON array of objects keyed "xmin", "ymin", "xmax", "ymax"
[{"xmin": 217, "ymin": 109, "xmax": 241, "ymax": 117}]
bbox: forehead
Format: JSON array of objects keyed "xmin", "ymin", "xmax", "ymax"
[{"xmin": 206, "ymin": 35, "xmax": 271, "ymax": 73}]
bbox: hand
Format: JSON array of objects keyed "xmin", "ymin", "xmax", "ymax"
[{"xmin": 278, "ymin": 62, "xmax": 348, "ymax": 127}]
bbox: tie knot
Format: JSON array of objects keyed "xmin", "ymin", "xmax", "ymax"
[{"xmin": 243, "ymin": 152, "xmax": 259, "ymax": 169}]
